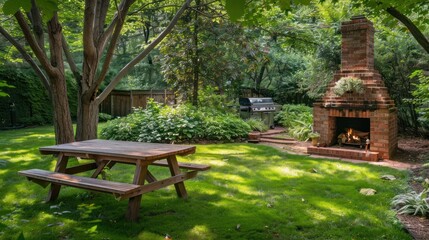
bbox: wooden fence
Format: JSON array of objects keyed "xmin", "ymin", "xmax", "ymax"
[{"xmin": 100, "ymin": 90, "xmax": 176, "ymax": 117}]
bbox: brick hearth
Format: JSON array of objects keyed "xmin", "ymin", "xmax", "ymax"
[{"xmin": 308, "ymin": 16, "xmax": 398, "ymax": 160}]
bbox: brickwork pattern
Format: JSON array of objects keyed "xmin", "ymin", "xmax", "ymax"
[{"xmin": 311, "ymin": 16, "xmax": 398, "ymax": 160}]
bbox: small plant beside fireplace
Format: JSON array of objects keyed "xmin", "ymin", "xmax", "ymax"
[
  {"xmin": 332, "ymin": 76, "xmax": 364, "ymax": 96},
  {"xmin": 308, "ymin": 131, "xmax": 320, "ymax": 146}
]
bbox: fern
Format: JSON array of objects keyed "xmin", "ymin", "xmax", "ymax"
[{"xmin": 332, "ymin": 77, "xmax": 364, "ymax": 96}]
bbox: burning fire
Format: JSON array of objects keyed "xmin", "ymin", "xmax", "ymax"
[
  {"xmin": 338, "ymin": 128, "xmax": 369, "ymax": 147},
  {"xmin": 346, "ymin": 128, "xmax": 361, "ymax": 142}
]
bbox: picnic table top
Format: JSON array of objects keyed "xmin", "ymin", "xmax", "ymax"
[{"xmin": 39, "ymin": 139, "xmax": 196, "ymax": 161}]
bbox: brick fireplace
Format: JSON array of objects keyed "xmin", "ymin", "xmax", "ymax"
[{"xmin": 307, "ymin": 16, "xmax": 398, "ymax": 161}]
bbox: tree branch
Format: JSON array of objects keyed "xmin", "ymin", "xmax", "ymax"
[
  {"xmin": 92, "ymin": 0, "xmax": 134, "ymax": 92},
  {"xmin": 14, "ymin": 11, "xmax": 55, "ymax": 76},
  {"xmin": 62, "ymin": 34, "xmax": 81, "ymax": 82},
  {"xmin": 83, "ymin": 0, "xmax": 97, "ymax": 62},
  {"xmin": 0, "ymin": 24, "xmax": 50, "ymax": 95},
  {"xmin": 30, "ymin": 0, "xmax": 44, "ymax": 50},
  {"xmin": 386, "ymin": 7, "xmax": 429, "ymax": 54},
  {"xmin": 97, "ymin": 15, "xmax": 117, "ymax": 52},
  {"xmin": 94, "ymin": 0, "xmax": 111, "ymax": 42},
  {"xmin": 96, "ymin": 0, "xmax": 192, "ymax": 104}
]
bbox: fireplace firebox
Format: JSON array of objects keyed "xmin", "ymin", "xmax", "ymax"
[{"xmin": 335, "ymin": 117, "xmax": 370, "ymax": 148}]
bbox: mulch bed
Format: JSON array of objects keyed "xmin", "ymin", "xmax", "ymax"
[{"xmin": 400, "ymin": 166, "xmax": 429, "ymax": 240}]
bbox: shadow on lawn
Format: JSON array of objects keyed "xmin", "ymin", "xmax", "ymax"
[{"xmin": 0, "ymin": 139, "xmax": 411, "ymax": 239}]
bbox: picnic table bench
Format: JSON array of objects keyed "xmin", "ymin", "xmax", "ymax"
[{"xmin": 18, "ymin": 139, "xmax": 210, "ymax": 221}]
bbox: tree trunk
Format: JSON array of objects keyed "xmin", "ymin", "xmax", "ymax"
[
  {"xmin": 255, "ymin": 61, "xmax": 268, "ymax": 93},
  {"xmin": 191, "ymin": 0, "xmax": 200, "ymax": 106},
  {"xmin": 47, "ymin": 14, "xmax": 74, "ymax": 144},
  {"xmin": 50, "ymin": 74, "xmax": 74, "ymax": 144},
  {"xmin": 76, "ymin": 97, "xmax": 99, "ymax": 141}
]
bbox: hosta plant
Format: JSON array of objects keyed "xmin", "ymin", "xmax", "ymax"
[{"xmin": 391, "ymin": 189, "xmax": 429, "ymax": 216}]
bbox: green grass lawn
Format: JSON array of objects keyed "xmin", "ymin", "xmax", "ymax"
[{"xmin": 0, "ymin": 126, "xmax": 411, "ymax": 239}]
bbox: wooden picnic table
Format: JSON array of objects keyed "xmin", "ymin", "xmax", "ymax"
[{"xmin": 19, "ymin": 139, "xmax": 210, "ymax": 221}]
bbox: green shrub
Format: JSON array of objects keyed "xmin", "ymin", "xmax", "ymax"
[
  {"xmin": 98, "ymin": 113, "xmax": 113, "ymax": 122},
  {"xmin": 20, "ymin": 115, "xmax": 46, "ymax": 126},
  {"xmin": 204, "ymin": 114, "xmax": 251, "ymax": 140},
  {"xmin": 100, "ymin": 112, "xmax": 145, "ymax": 142},
  {"xmin": 137, "ymin": 103, "xmax": 204, "ymax": 143},
  {"xmin": 246, "ymin": 118, "xmax": 269, "ymax": 132},
  {"xmin": 275, "ymin": 104, "xmax": 313, "ymax": 140},
  {"xmin": 101, "ymin": 99, "xmax": 250, "ymax": 143}
]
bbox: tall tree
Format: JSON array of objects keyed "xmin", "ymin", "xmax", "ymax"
[
  {"xmin": 160, "ymin": 0, "xmax": 248, "ymax": 104},
  {"xmin": 0, "ymin": 0, "xmax": 191, "ymax": 143}
]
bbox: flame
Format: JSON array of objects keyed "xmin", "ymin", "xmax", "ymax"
[{"xmin": 346, "ymin": 128, "xmax": 361, "ymax": 142}]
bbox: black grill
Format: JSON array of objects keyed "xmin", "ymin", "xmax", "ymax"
[
  {"xmin": 239, "ymin": 98, "xmax": 276, "ymax": 112},
  {"xmin": 239, "ymin": 97, "xmax": 276, "ymax": 128}
]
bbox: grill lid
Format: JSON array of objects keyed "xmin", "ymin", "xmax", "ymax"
[
  {"xmin": 239, "ymin": 97, "xmax": 275, "ymax": 112},
  {"xmin": 239, "ymin": 97, "xmax": 274, "ymax": 106}
]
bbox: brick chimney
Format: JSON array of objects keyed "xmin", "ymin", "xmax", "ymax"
[{"xmin": 309, "ymin": 16, "xmax": 398, "ymax": 160}]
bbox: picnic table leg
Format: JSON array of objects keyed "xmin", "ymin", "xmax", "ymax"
[
  {"xmin": 91, "ymin": 159, "xmax": 115, "ymax": 179},
  {"xmin": 167, "ymin": 155, "xmax": 188, "ymax": 199},
  {"xmin": 126, "ymin": 160, "xmax": 148, "ymax": 222},
  {"xmin": 46, "ymin": 153, "xmax": 69, "ymax": 202}
]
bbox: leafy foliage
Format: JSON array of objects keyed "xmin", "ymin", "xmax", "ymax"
[
  {"xmin": 375, "ymin": 26, "xmax": 429, "ymax": 133},
  {"xmin": 0, "ymin": 80, "xmax": 14, "ymax": 97},
  {"xmin": 225, "ymin": 0, "xmax": 245, "ymax": 21},
  {"xmin": 98, "ymin": 113, "xmax": 112, "ymax": 122},
  {"xmin": 0, "ymin": 66, "xmax": 78, "ymax": 127},
  {"xmin": 159, "ymin": 5, "xmax": 247, "ymax": 103},
  {"xmin": 410, "ymin": 70, "xmax": 429, "ymax": 132},
  {"xmin": 275, "ymin": 104, "xmax": 313, "ymax": 140},
  {"xmin": 101, "ymin": 99, "xmax": 250, "ymax": 143},
  {"xmin": 246, "ymin": 118, "xmax": 269, "ymax": 132},
  {"xmin": 332, "ymin": 77, "xmax": 364, "ymax": 96}
]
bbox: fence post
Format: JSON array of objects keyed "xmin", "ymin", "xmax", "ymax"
[
  {"xmin": 130, "ymin": 90, "xmax": 133, "ymax": 114},
  {"xmin": 110, "ymin": 93, "xmax": 114, "ymax": 116}
]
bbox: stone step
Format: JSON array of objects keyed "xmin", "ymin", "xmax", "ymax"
[
  {"xmin": 259, "ymin": 135, "xmax": 295, "ymax": 141},
  {"xmin": 260, "ymin": 128, "xmax": 285, "ymax": 136},
  {"xmin": 307, "ymin": 146, "xmax": 379, "ymax": 161},
  {"xmin": 259, "ymin": 137, "xmax": 297, "ymax": 145}
]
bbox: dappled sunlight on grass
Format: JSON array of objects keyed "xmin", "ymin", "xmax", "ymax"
[
  {"xmin": 307, "ymin": 209, "xmax": 328, "ymax": 221},
  {"xmin": 313, "ymin": 200, "xmax": 351, "ymax": 217},
  {"xmin": 186, "ymin": 225, "xmax": 213, "ymax": 239},
  {"xmin": 137, "ymin": 231, "xmax": 167, "ymax": 239},
  {"xmin": 0, "ymin": 126, "xmax": 413, "ymax": 239},
  {"xmin": 271, "ymin": 166, "xmax": 307, "ymax": 178}
]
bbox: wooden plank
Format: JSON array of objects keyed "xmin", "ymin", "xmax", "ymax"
[
  {"xmin": 91, "ymin": 160, "xmax": 110, "ymax": 179},
  {"xmin": 19, "ymin": 169, "xmax": 141, "ymax": 198},
  {"xmin": 65, "ymin": 163, "xmax": 98, "ymax": 174},
  {"xmin": 127, "ymin": 171, "xmax": 198, "ymax": 197},
  {"xmin": 40, "ymin": 140, "xmax": 196, "ymax": 161},
  {"xmin": 167, "ymin": 155, "xmax": 188, "ymax": 198},
  {"xmin": 47, "ymin": 153, "xmax": 68, "ymax": 202},
  {"xmin": 145, "ymin": 171, "xmax": 157, "ymax": 183},
  {"xmin": 150, "ymin": 160, "xmax": 210, "ymax": 171},
  {"xmin": 126, "ymin": 160, "xmax": 148, "ymax": 221}
]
